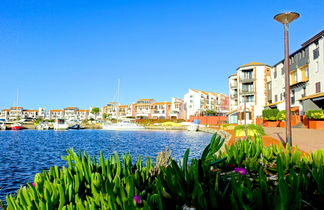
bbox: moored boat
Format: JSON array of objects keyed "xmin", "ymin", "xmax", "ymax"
[
  {"xmin": 102, "ymin": 120, "xmax": 145, "ymax": 131},
  {"xmin": 53, "ymin": 119, "xmax": 69, "ymax": 130},
  {"xmin": 0, "ymin": 122, "xmax": 6, "ymax": 130},
  {"xmin": 37, "ymin": 122, "xmax": 49, "ymax": 130},
  {"xmin": 11, "ymin": 122, "xmax": 23, "ymax": 130}
]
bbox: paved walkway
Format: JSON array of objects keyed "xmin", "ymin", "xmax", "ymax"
[{"xmin": 263, "ymin": 127, "xmax": 324, "ymax": 153}]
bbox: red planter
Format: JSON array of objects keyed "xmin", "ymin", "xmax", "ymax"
[
  {"xmin": 279, "ymin": 121, "xmax": 286, "ymax": 127},
  {"xmin": 256, "ymin": 118, "xmax": 263, "ymax": 125},
  {"xmin": 264, "ymin": 121, "xmax": 279, "ymax": 127},
  {"xmin": 308, "ymin": 120, "xmax": 324, "ymax": 129}
]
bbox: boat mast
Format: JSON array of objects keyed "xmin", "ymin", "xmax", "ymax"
[{"xmin": 116, "ymin": 79, "xmax": 120, "ymax": 121}]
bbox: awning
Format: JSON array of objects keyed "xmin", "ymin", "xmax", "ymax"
[
  {"xmin": 227, "ymin": 109, "xmax": 238, "ymax": 115},
  {"xmin": 298, "ymin": 92, "xmax": 324, "ymax": 101},
  {"xmin": 264, "ymin": 100, "xmax": 284, "ymax": 108}
]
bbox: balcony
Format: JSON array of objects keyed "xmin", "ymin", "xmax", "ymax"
[
  {"xmin": 230, "ymin": 82, "xmax": 238, "ymax": 88},
  {"xmin": 240, "ymin": 77, "xmax": 255, "ymax": 83},
  {"xmin": 230, "ymin": 93, "xmax": 238, "ymax": 99},
  {"xmin": 240, "ymin": 89, "xmax": 255, "ymax": 95}
]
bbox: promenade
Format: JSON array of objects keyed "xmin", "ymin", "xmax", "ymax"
[{"xmin": 263, "ymin": 127, "xmax": 324, "ymax": 153}]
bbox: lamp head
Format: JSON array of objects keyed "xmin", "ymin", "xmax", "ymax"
[{"xmin": 274, "ymin": 12, "xmax": 300, "ymax": 24}]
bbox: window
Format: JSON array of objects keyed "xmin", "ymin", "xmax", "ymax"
[
  {"xmin": 274, "ymin": 69, "xmax": 277, "ymax": 79},
  {"xmin": 302, "ymin": 87, "xmax": 306, "ymax": 98},
  {"xmin": 280, "ymin": 93, "xmax": 283, "ymax": 101},
  {"xmin": 295, "ymin": 71, "xmax": 298, "ymax": 82},
  {"xmin": 291, "ymin": 90, "xmax": 295, "ymax": 104},
  {"xmin": 306, "ymin": 67, "xmax": 309, "ymax": 78},
  {"xmin": 275, "ymin": 95, "xmax": 278, "ymax": 102},
  {"xmin": 313, "ymin": 47, "xmax": 319, "ymax": 59},
  {"xmin": 281, "ymin": 67, "xmax": 284, "ymax": 75},
  {"xmin": 315, "ymin": 61, "xmax": 319, "ymax": 73},
  {"xmin": 315, "ymin": 82, "xmax": 321, "ymax": 93}
]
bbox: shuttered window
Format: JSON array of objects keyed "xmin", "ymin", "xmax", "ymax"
[{"xmin": 315, "ymin": 82, "xmax": 321, "ymax": 93}]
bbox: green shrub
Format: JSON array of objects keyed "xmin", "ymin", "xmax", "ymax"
[
  {"xmin": 306, "ymin": 110, "xmax": 324, "ymax": 120},
  {"xmin": 234, "ymin": 124, "xmax": 266, "ymax": 136},
  {"xmin": 5, "ymin": 134, "xmax": 324, "ymax": 209},
  {"xmin": 276, "ymin": 110, "xmax": 286, "ymax": 121},
  {"xmin": 262, "ymin": 109, "xmax": 279, "ymax": 121}
]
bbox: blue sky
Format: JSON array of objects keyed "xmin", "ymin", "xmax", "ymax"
[{"xmin": 1, "ymin": 0, "xmax": 323, "ymax": 109}]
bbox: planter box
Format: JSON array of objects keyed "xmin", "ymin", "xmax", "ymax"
[
  {"xmin": 264, "ymin": 121, "xmax": 279, "ymax": 127},
  {"xmin": 279, "ymin": 121, "xmax": 286, "ymax": 127},
  {"xmin": 256, "ymin": 118, "xmax": 263, "ymax": 125},
  {"xmin": 308, "ymin": 120, "xmax": 324, "ymax": 129}
]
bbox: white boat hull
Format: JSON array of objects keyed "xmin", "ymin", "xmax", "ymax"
[{"xmin": 102, "ymin": 122, "xmax": 144, "ymax": 131}]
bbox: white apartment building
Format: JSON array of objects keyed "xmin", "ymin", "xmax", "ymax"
[
  {"xmin": 63, "ymin": 107, "xmax": 79, "ymax": 120},
  {"xmin": 266, "ymin": 30, "xmax": 324, "ymax": 114},
  {"xmin": 228, "ymin": 62, "xmax": 271, "ymax": 124},
  {"xmin": 184, "ymin": 88, "xmax": 229, "ymax": 119},
  {"xmin": 76, "ymin": 110, "xmax": 90, "ymax": 120},
  {"xmin": 0, "ymin": 109, "xmax": 10, "ymax": 121},
  {"xmin": 49, "ymin": 110, "xmax": 65, "ymax": 119}
]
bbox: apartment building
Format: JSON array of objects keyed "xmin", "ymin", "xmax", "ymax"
[
  {"xmin": 151, "ymin": 102, "xmax": 172, "ymax": 119},
  {"xmin": 102, "ymin": 102, "xmax": 119, "ymax": 119},
  {"xmin": 170, "ymin": 98, "xmax": 185, "ymax": 119},
  {"xmin": 49, "ymin": 110, "xmax": 65, "ymax": 119},
  {"xmin": 184, "ymin": 88, "xmax": 229, "ymax": 119},
  {"xmin": 228, "ymin": 62, "xmax": 271, "ymax": 124},
  {"xmin": 266, "ymin": 30, "xmax": 324, "ymax": 113},
  {"xmin": 0, "ymin": 109, "xmax": 10, "ymax": 121},
  {"xmin": 76, "ymin": 110, "xmax": 90, "ymax": 120},
  {"xmin": 134, "ymin": 99, "xmax": 156, "ymax": 119}
]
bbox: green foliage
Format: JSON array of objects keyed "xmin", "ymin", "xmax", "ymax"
[
  {"xmin": 262, "ymin": 109, "xmax": 279, "ymax": 121},
  {"xmin": 276, "ymin": 110, "xmax": 286, "ymax": 121},
  {"xmin": 306, "ymin": 110, "xmax": 324, "ymax": 120},
  {"xmin": 91, "ymin": 108, "xmax": 100, "ymax": 114},
  {"xmin": 5, "ymin": 134, "xmax": 324, "ymax": 209},
  {"xmin": 102, "ymin": 113, "xmax": 108, "ymax": 119},
  {"xmin": 234, "ymin": 124, "xmax": 265, "ymax": 136}
]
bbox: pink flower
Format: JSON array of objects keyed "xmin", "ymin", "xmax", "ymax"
[
  {"xmin": 133, "ymin": 195, "xmax": 141, "ymax": 204},
  {"xmin": 32, "ymin": 182, "xmax": 36, "ymax": 187},
  {"xmin": 234, "ymin": 167, "xmax": 247, "ymax": 175}
]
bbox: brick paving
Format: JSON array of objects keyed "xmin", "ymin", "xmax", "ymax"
[{"xmin": 263, "ymin": 127, "xmax": 324, "ymax": 153}]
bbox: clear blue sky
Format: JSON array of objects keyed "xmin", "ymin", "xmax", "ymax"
[{"xmin": 1, "ymin": 0, "xmax": 323, "ymax": 110}]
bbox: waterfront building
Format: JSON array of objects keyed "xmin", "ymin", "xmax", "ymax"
[
  {"xmin": 183, "ymin": 88, "xmax": 229, "ymax": 120},
  {"xmin": 151, "ymin": 102, "xmax": 172, "ymax": 119},
  {"xmin": 101, "ymin": 102, "xmax": 119, "ymax": 119},
  {"xmin": 23, "ymin": 110, "xmax": 39, "ymax": 119},
  {"xmin": 76, "ymin": 110, "xmax": 90, "ymax": 120},
  {"xmin": 63, "ymin": 107, "xmax": 79, "ymax": 121},
  {"xmin": 49, "ymin": 110, "xmax": 65, "ymax": 119},
  {"xmin": 0, "ymin": 109, "xmax": 10, "ymax": 121},
  {"xmin": 228, "ymin": 62, "xmax": 271, "ymax": 124},
  {"xmin": 266, "ymin": 30, "xmax": 324, "ymax": 113},
  {"xmin": 9, "ymin": 107, "xmax": 24, "ymax": 120},
  {"xmin": 170, "ymin": 98, "xmax": 185, "ymax": 119},
  {"xmin": 118, "ymin": 105, "xmax": 128, "ymax": 118},
  {"xmin": 134, "ymin": 99, "xmax": 156, "ymax": 119}
]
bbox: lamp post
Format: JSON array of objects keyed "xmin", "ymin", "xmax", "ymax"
[{"xmin": 274, "ymin": 12, "xmax": 300, "ymax": 147}]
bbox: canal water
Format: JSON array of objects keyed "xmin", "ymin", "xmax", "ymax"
[{"xmin": 0, "ymin": 129, "xmax": 212, "ymax": 202}]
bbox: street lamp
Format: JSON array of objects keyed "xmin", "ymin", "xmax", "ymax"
[{"xmin": 274, "ymin": 12, "xmax": 300, "ymax": 147}]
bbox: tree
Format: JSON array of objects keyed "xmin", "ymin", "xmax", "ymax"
[
  {"xmin": 91, "ymin": 107, "xmax": 100, "ymax": 114},
  {"xmin": 102, "ymin": 113, "xmax": 108, "ymax": 119}
]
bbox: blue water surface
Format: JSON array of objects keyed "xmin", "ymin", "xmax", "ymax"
[{"xmin": 0, "ymin": 129, "xmax": 212, "ymax": 201}]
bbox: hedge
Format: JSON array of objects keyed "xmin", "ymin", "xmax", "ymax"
[{"xmin": 262, "ymin": 109, "xmax": 279, "ymax": 121}]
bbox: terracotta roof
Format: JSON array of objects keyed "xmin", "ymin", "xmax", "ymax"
[
  {"xmin": 298, "ymin": 92, "xmax": 324, "ymax": 101},
  {"xmin": 76, "ymin": 110, "xmax": 90, "ymax": 112},
  {"xmin": 264, "ymin": 100, "xmax": 284, "ymax": 107},
  {"xmin": 137, "ymin": 99, "xmax": 154, "ymax": 101},
  {"xmin": 152, "ymin": 102, "xmax": 171, "ymax": 105},
  {"xmin": 64, "ymin": 107, "xmax": 78, "ymax": 110},
  {"xmin": 24, "ymin": 110, "xmax": 38, "ymax": 112},
  {"xmin": 118, "ymin": 105, "xmax": 128, "ymax": 108},
  {"xmin": 50, "ymin": 110, "xmax": 64, "ymax": 112},
  {"xmin": 2, "ymin": 109, "xmax": 10, "ymax": 112},
  {"xmin": 11, "ymin": 107, "xmax": 23, "ymax": 110},
  {"xmin": 238, "ymin": 62, "xmax": 269, "ymax": 68}
]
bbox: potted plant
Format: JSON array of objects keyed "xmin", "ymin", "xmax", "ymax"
[
  {"xmin": 306, "ymin": 110, "xmax": 324, "ymax": 129},
  {"xmin": 262, "ymin": 109, "xmax": 280, "ymax": 127},
  {"xmin": 276, "ymin": 110, "xmax": 286, "ymax": 127}
]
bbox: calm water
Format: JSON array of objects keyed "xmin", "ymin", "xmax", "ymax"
[{"xmin": 0, "ymin": 129, "xmax": 211, "ymax": 201}]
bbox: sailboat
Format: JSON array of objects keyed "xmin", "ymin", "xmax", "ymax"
[
  {"xmin": 11, "ymin": 88, "xmax": 23, "ymax": 130},
  {"xmin": 102, "ymin": 80, "xmax": 144, "ymax": 131}
]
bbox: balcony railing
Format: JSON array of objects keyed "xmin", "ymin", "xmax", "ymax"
[
  {"xmin": 230, "ymin": 82, "xmax": 238, "ymax": 88},
  {"xmin": 240, "ymin": 77, "xmax": 255, "ymax": 83},
  {"xmin": 240, "ymin": 89, "xmax": 255, "ymax": 95}
]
